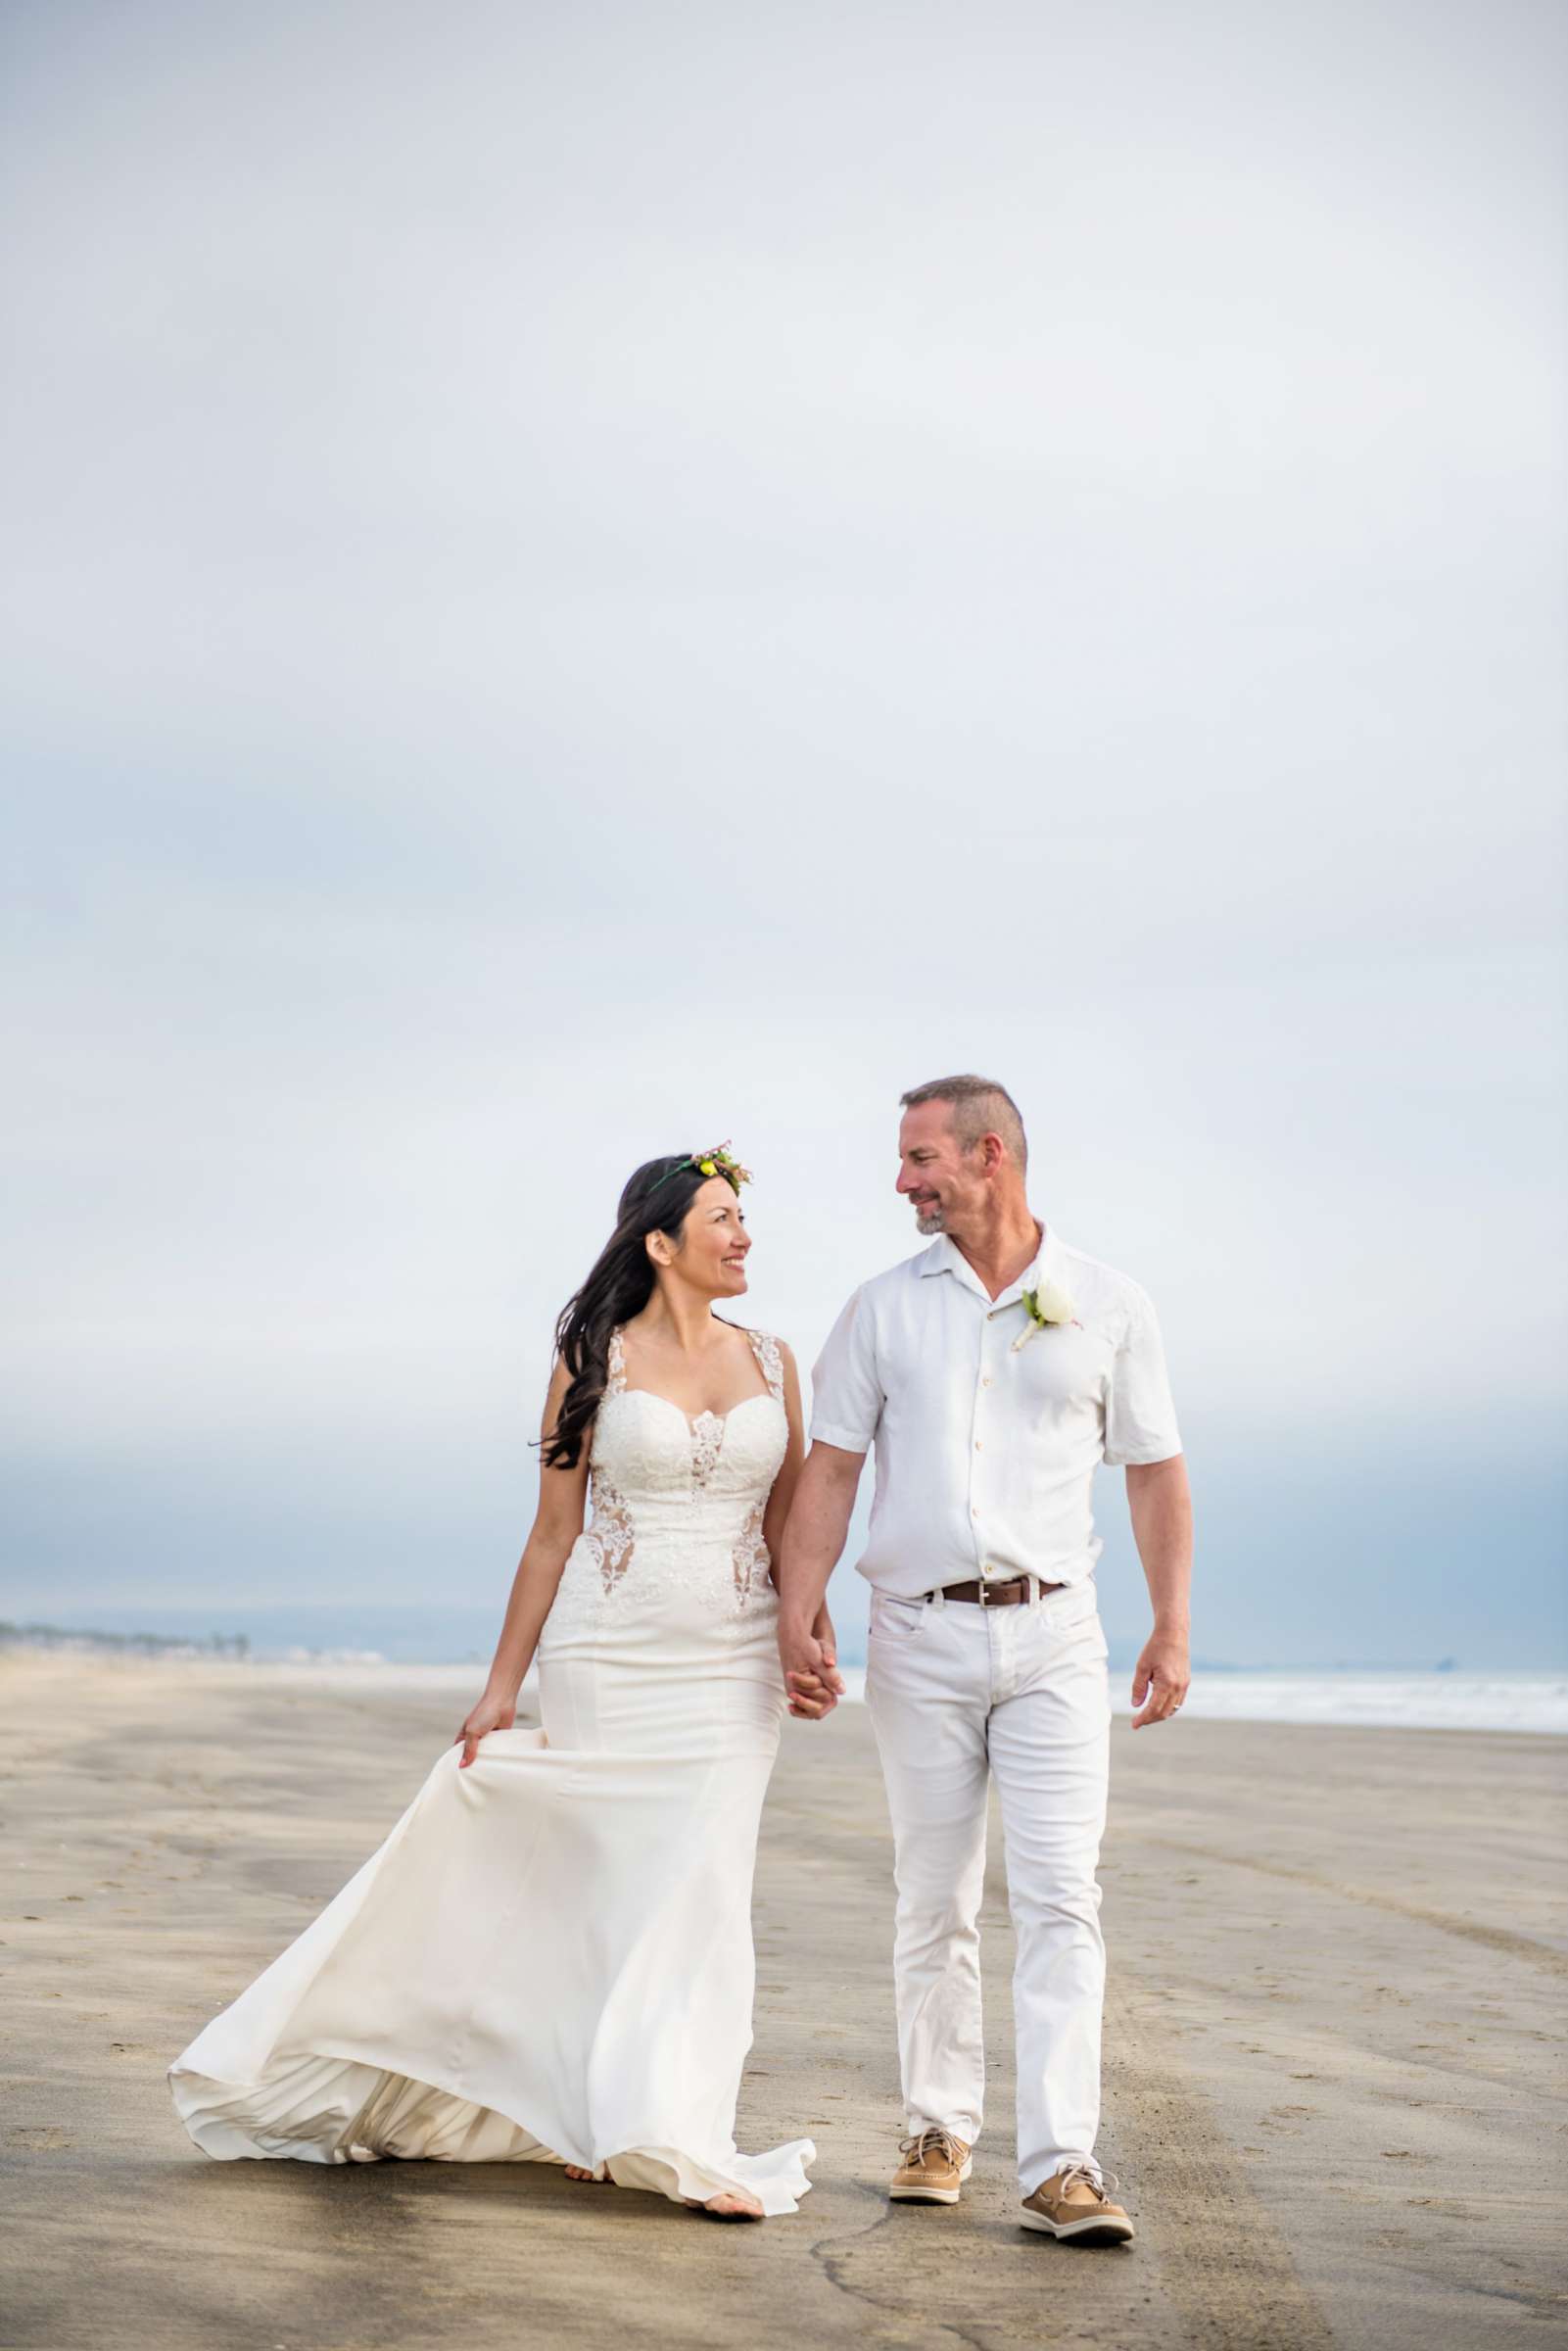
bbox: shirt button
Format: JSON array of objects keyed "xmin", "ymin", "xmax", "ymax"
[
  {"xmin": 974, "ymin": 1439, "xmax": 983, "ymax": 1451},
  {"xmin": 981, "ymin": 1375, "xmax": 992, "ymax": 1388}
]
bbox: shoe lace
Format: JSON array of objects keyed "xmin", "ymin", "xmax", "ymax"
[
  {"xmin": 900, "ymin": 2128, "xmax": 963, "ymax": 2169},
  {"xmin": 1057, "ymin": 2163, "xmax": 1119, "ymax": 2201}
]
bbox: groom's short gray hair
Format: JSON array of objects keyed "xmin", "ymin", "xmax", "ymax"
[{"xmin": 899, "ymin": 1074, "xmax": 1028, "ymax": 1175}]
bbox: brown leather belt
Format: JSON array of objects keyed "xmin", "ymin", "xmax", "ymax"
[{"xmin": 936, "ymin": 1577, "xmax": 1065, "ymax": 1607}]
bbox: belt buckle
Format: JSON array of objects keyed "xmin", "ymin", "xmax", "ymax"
[{"xmin": 979, "ymin": 1578, "xmax": 1002, "ymax": 1607}]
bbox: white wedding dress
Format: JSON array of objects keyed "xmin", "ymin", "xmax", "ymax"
[{"xmin": 169, "ymin": 1325, "xmax": 815, "ymax": 2214}]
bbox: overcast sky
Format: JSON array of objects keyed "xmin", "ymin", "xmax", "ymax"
[{"xmin": 3, "ymin": 0, "xmax": 1564, "ymax": 1666}]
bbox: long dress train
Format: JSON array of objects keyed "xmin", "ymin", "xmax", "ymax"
[{"xmin": 168, "ymin": 1325, "xmax": 815, "ymax": 2214}]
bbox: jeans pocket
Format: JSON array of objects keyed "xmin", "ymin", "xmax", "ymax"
[
  {"xmin": 1049, "ymin": 1583, "xmax": 1106, "ymax": 1657},
  {"xmin": 869, "ymin": 1593, "xmax": 927, "ymax": 1645}
]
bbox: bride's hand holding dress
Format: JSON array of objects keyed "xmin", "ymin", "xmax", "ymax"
[
  {"xmin": 455, "ymin": 1690, "xmax": 516, "ymax": 1764},
  {"xmin": 455, "ymin": 1351, "xmax": 587, "ymax": 1767}
]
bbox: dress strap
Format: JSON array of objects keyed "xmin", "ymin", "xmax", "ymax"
[
  {"xmin": 745, "ymin": 1327, "xmax": 785, "ymax": 1405},
  {"xmin": 605, "ymin": 1327, "xmax": 627, "ymax": 1397}
]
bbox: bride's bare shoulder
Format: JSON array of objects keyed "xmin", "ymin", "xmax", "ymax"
[{"xmin": 715, "ymin": 1318, "xmax": 793, "ymax": 1354}]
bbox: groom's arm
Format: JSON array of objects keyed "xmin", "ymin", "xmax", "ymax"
[
  {"xmin": 1105, "ymin": 1283, "xmax": 1190, "ymax": 1729},
  {"xmin": 777, "ymin": 1443, "xmax": 865, "ymax": 1720},
  {"xmin": 783, "ymin": 1283, "xmax": 880, "ymax": 1720},
  {"xmin": 1126, "ymin": 1455, "xmax": 1193, "ymax": 1728}
]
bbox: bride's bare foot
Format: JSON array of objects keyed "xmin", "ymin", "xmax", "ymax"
[
  {"xmin": 564, "ymin": 2164, "xmax": 610, "ymax": 2183},
  {"xmin": 701, "ymin": 2190, "xmax": 764, "ymax": 2221}
]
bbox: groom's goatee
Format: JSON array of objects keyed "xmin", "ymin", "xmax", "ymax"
[{"xmin": 915, "ymin": 1208, "xmax": 947, "ymax": 1234}]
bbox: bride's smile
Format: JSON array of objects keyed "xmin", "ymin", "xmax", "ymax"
[{"xmin": 665, "ymin": 1177, "xmax": 752, "ymax": 1294}]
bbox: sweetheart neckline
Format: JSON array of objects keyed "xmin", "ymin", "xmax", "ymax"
[{"xmin": 607, "ymin": 1389, "xmax": 781, "ymax": 1434}]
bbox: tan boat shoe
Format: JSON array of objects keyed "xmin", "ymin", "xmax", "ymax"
[
  {"xmin": 889, "ymin": 2127, "xmax": 974, "ymax": 2204},
  {"xmin": 1020, "ymin": 2164, "xmax": 1134, "ymax": 2244}
]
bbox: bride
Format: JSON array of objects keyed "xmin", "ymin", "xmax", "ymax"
[{"xmin": 169, "ymin": 1143, "xmax": 839, "ymax": 2219}]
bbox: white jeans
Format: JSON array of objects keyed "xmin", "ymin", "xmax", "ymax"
[{"xmin": 865, "ymin": 1577, "xmax": 1111, "ymax": 2193}]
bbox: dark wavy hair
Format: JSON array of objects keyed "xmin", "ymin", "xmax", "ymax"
[{"xmin": 542, "ymin": 1155, "xmax": 718, "ymax": 1470}]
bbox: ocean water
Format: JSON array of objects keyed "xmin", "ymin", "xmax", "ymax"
[
  {"xmin": 1107, "ymin": 1669, "xmax": 1568, "ymax": 1735},
  {"xmin": 250, "ymin": 1663, "xmax": 1568, "ymax": 1733},
  {"xmin": 835, "ymin": 1667, "xmax": 1568, "ymax": 1734},
  {"xmin": 9, "ymin": 1609, "xmax": 1565, "ymax": 1734},
  {"xmin": 19, "ymin": 1651, "xmax": 1557, "ymax": 1734}
]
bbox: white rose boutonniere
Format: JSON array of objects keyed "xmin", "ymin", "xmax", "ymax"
[{"xmin": 1012, "ymin": 1273, "xmax": 1082, "ymax": 1351}]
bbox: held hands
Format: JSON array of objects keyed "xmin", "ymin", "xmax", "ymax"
[
  {"xmin": 782, "ymin": 1604, "xmax": 846, "ymax": 1722},
  {"xmin": 455, "ymin": 1690, "xmax": 517, "ymax": 1768},
  {"xmin": 1130, "ymin": 1626, "xmax": 1190, "ymax": 1728}
]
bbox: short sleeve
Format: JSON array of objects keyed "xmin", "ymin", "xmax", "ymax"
[
  {"xmin": 809, "ymin": 1284, "xmax": 883, "ymax": 1454},
  {"xmin": 1103, "ymin": 1286, "xmax": 1183, "ymax": 1466}
]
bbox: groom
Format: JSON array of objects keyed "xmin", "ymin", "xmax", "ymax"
[{"xmin": 778, "ymin": 1075, "xmax": 1192, "ymax": 2243}]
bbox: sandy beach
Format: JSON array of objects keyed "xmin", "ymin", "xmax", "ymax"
[{"xmin": 2, "ymin": 1652, "xmax": 1564, "ymax": 2350}]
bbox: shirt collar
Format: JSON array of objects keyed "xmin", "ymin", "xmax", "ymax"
[
  {"xmin": 917, "ymin": 1234, "xmax": 981, "ymax": 1297},
  {"xmin": 918, "ymin": 1223, "xmax": 1061, "ymax": 1310}
]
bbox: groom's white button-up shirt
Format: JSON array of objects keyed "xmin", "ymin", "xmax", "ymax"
[{"xmin": 810, "ymin": 1227, "xmax": 1182, "ymax": 1599}]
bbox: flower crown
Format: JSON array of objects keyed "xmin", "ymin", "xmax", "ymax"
[{"xmin": 652, "ymin": 1140, "xmax": 752, "ymax": 1197}]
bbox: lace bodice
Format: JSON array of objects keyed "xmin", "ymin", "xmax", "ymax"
[{"xmin": 544, "ymin": 1325, "xmax": 790, "ymax": 1647}]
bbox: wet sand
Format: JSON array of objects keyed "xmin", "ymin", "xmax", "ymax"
[{"xmin": 2, "ymin": 1652, "xmax": 1564, "ymax": 2349}]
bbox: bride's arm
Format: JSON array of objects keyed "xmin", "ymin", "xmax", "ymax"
[
  {"xmin": 761, "ymin": 1341, "xmax": 806, "ymax": 1573},
  {"xmin": 457, "ymin": 1359, "xmax": 589, "ymax": 1766}
]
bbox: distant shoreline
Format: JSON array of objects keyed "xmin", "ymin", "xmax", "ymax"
[
  {"xmin": 5, "ymin": 1619, "xmax": 1561, "ymax": 1677},
  {"xmin": 0, "ymin": 1621, "xmax": 254, "ymax": 1659},
  {"xmin": 3, "ymin": 1638, "xmax": 1564, "ymax": 1734}
]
